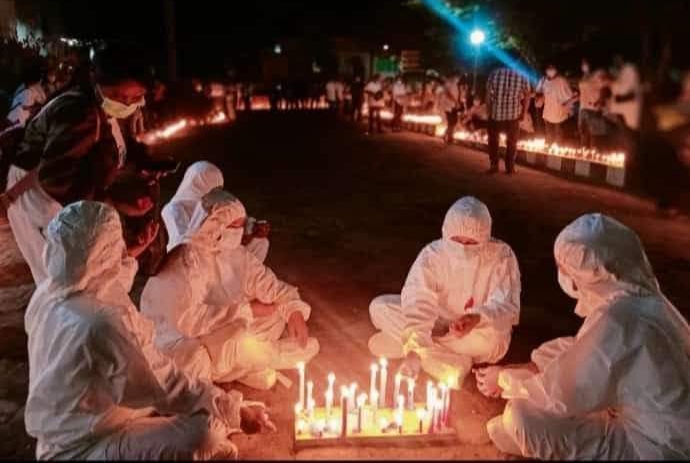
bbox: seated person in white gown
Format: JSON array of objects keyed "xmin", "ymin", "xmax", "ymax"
[
  {"xmin": 368, "ymin": 196, "xmax": 521, "ymax": 387},
  {"xmin": 162, "ymin": 160, "xmax": 270, "ymax": 262},
  {"xmin": 142, "ymin": 188, "xmax": 319, "ymax": 390},
  {"xmin": 476, "ymin": 214, "xmax": 690, "ymax": 460}
]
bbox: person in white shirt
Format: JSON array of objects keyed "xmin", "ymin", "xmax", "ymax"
[
  {"xmin": 5, "ymin": 67, "xmax": 48, "ymax": 128},
  {"xmin": 364, "ymin": 74, "xmax": 385, "ymax": 134},
  {"xmin": 391, "ymin": 75, "xmax": 407, "ymax": 131},
  {"xmin": 438, "ymin": 75, "xmax": 461, "ymax": 143},
  {"xmin": 578, "ymin": 58, "xmax": 609, "ymax": 149},
  {"xmin": 536, "ymin": 64, "xmax": 574, "ymax": 145}
]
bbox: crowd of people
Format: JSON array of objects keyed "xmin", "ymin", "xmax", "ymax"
[{"xmin": 0, "ymin": 40, "xmax": 688, "ymax": 460}]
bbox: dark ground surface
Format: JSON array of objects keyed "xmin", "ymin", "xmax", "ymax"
[{"xmin": 1, "ymin": 110, "xmax": 689, "ymax": 459}]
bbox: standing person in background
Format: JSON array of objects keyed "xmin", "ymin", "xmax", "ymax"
[
  {"xmin": 578, "ymin": 58, "xmax": 609, "ymax": 149},
  {"xmin": 243, "ymin": 82, "xmax": 253, "ymax": 112},
  {"xmin": 391, "ymin": 74, "xmax": 407, "ymax": 132},
  {"xmin": 350, "ymin": 75, "xmax": 364, "ymax": 122},
  {"xmin": 335, "ymin": 77, "xmax": 345, "ymax": 114},
  {"xmin": 5, "ymin": 63, "xmax": 48, "ymax": 128},
  {"xmin": 485, "ymin": 63, "xmax": 531, "ymax": 175},
  {"xmin": 439, "ymin": 74, "xmax": 461, "ymax": 144},
  {"xmin": 364, "ymin": 74, "xmax": 385, "ymax": 135},
  {"xmin": 535, "ymin": 64, "xmax": 575, "ymax": 145},
  {"xmin": 325, "ymin": 77, "xmax": 338, "ymax": 112}
]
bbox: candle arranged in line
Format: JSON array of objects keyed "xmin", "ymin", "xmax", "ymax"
[
  {"xmin": 327, "ymin": 372, "xmax": 336, "ymax": 395},
  {"xmin": 296, "ymin": 361, "xmax": 305, "ymax": 408},
  {"xmin": 416, "ymin": 408, "xmax": 426, "ymax": 434},
  {"xmin": 356, "ymin": 393, "xmax": 367, "ymax": 432},
  {"xmin": 369, "ymin": 363, "xmax": 378, "ymax": 404},
  {"xmin": 348, "ymin": 383, "xmax": 357, "ymax": 411},
  {"xmin": 379, "ymin": 358, "xmax": 388, "ymax": 408},
  {"xmin": 325, "ymin": 389, "xmax": 333, "ymax": 418},
  {"xmin": 406, "ymin": 377, "xmax": 415, "ymax": 410},
  {"xmin": 307, "ymin": 381, "xmax": 314, "ymax": 411},
  {"xmin": 393, "ymin": 373, "xmax": 402, "ymax": 407},
  {"xmin": 340, "ymin": 385, "xmax": 349, "ymax": 437}
]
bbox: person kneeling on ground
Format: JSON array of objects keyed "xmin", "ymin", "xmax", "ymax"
[
  {"xmin": 25, "ymin": 201, "xmax": 275, "ymax": 460},
  {"xmin": 141, "ymin": 188, "xmax": 319, "ymax": 390},
  {"xmin": 477, "ymin": 213, "xmax": 690, "ymax": 460},
  {"xmin": 368, "ymin": 196, "xmax": 521, "ymax": 388},
  {"xmin": 162, "ymin": 161, "xmax": 270, "ymax": 262}
]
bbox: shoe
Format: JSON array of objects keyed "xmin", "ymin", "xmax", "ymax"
[{"xmin": 486, "ymin": 166, "xmax": 499, "ymax": 175}]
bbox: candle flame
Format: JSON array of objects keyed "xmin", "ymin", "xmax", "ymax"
[{"xmin": 379, "ymin": 357, "xmax": 388, "ymax": 368}]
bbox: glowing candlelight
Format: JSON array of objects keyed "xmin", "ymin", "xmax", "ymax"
[
  {"xmin": 356, "ymin": 393, "xmax": 367, "ymax": 432},
  {"xmin": 296, "ymin": 361, "xmax": 305, "ymax": 408},
  {"xmin": 306, "ymin": 381, "xmax": 314, "ymax": 410},
  {"xmin": 434, "ymin": 398, "xmax": 444, "ymax": 430},
  {"xmin": 379, "ymin": 417, "xmax": 389, "ymax": 433},
  {"xmin": 369, "ymin": 363, "xmax": 378, "ymax": 404},
  {"xmin": 370, "ymin": 390, "xmax": 379, "ymax": 413},
  {"xmin": 296, "ymin": 419, "xmax": 305, "ymax": 434},
  {"xmin": 327, "ymin": 372, "xmax": 335, "ymax": 394},
  {"xmin": 348, "ymin": 382, "xmax": 358, "ymax": 411},
  {"xmin": 379, "ymin": 358, "xmax": 388, "ymax": 408},
  {"xmin": 307, "ymin": 398, "xmax": 316, "ymax": 420},
  {"xmin": 443, "ymin": 378, "xmax": 452, "ymax": 425},
  {"xmin": 395, "ymin": 409, "xmax": 403, "ymax": 434},
  {"xmin": 426, "ymin": 380, "xmax": 433, "ymax": 412},
  {"xmin": 406, "ymin": 377, "xmax": 415, "ymax": 410},
  {"xmin": 294, "ymin": 402, "xmax": 303, "ymax": 417}
]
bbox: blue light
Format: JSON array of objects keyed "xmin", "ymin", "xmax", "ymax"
[
  {"xmin": 420, "ymin": 0, "xmax": 539, "ymax": 84},
  {"xmin": 470, "ymin": 29, "xmax": 485, "ymax": 46}
]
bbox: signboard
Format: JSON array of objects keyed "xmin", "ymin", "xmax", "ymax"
[{"xmin": 400, "ymin": 50, "xmax": 421, "ymax": 72}]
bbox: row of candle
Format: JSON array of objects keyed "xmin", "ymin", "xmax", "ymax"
[
  {"xmin": 360, "ymin": 107, "xmax": 627, "ymax": 169},
  {"xmin": 295, "ymin": 358, "xmax": 453, "ymax": 438}
]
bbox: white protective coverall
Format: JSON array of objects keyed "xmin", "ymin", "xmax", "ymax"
[
  {"xmin": 487, "ymin": 214, "xmax": 690, "ymax": 460},
  {"xmin": 142, "ymin": 188, "xmax": 319, "ymax": 390},
  {"xmin": 368, "ymin": 197, "xmax": 521, "ymax": 387},
  {"xmin": 25, "ymin": 201, "xmax": 248, "ymax": 460},
  {"xmin": 161, "ymin": 161, "xmax": 269, "ymax": 262}
]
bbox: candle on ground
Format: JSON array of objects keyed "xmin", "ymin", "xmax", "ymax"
[
  {"xmin": 327, "ymin": 372, "xmax": 336, "ymax": 395},
  {"xmin": 434, "ymin": 398, "xmax": 444, "ymax": 430},
  {"xmin": 393, "ymin": 373, "xmax": 402, "ymax": 406},
  {"xmin": 406, "ymin": 377, "xmax": 415, "ymax": 410},
  {"xmin": 416, "ymin": 408, "xmax": 426, "ymax": 434},
  {"xmin": 370, "ymin": 389, "xmax": 379, "ymax": 419},
  {"xmin": 426, "ymin": 380, "xmax": 433, "ymax": 412},
  {"xmin": 307, "ymin": 398, "xmax": 316, "ymax": 420},
  {"xmin": 340, "ymin": 386, "xmax": 349, "ymax": 437},
  {"xmin": 379, "ymin": 358, "xmax": 388, "ymax": 408},
  {"xmin": 348, "ymin": 383, "xmax": 358, "ymax": 411},
  {"xmin": 296, "ymin": 361, "xmax": 305, "ymax": 408},
  {"xmin": 296, "ymin": 419, "xmax": 305, "ymax": 435},
  {"xmin": 356, "ymin": 393, "xmax": 367, "ymax": 432},
  {"xmin": 442, "ymin": 378, "xmax": 452, "ymax": 425},
  {"xmin": 369, "ymin": 363, "xmax": 378, "ymax": 404},
  {"xmin": 379, "ymin": 417, "xmax": 389, "ymax": 433},
  {"xmin": 325, "ymin": 389, "xmax": 333, "ymax": 418},
  {"xmin": 395, "ymin": 409, "xmax": 403, "ymax": 434},
  {"xmin": 438, "ymin": 383, "xmax": 447, "ymax": 426},
  {"xmin": 306, "ymin": 381, "xmax": 314, "ymax": 410}
]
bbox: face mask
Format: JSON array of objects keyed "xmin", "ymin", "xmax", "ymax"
[
  {"xmin": 219, "ymin": 227, "xmax": 244, "ymax": 250},
  {"xmin": 447, "ymin": 240, "xmax": 482, "ymax": 260},
  {"xmin": 546, "ymin": 70, "xmax": 557, "ymax": 79},
  {"xmin": 98, "ymin": 86, "xmax": 144, "ymax": 119},
  {"xmin": 558, "ymin": 269, "xmax": 580, "ymax": 300}
]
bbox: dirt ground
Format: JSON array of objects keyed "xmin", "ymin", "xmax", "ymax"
[{"xmin": 1, "ymin": 110, "xmax": 689, "ymax": 459}]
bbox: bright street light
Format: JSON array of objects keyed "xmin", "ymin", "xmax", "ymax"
[
  {"xmin": 383, "ymin": 44, "xmax": 389, "ymax": 51},
  {"xmin": 274, "ymin": 44, "xmax": 282, "ymax": 55},
  {"xmin": 470, "ymin": 29, "xmax": 486, "ymax": 46}
]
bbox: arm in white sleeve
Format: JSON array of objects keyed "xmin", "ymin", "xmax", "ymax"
[
  {"xmin": 90, "ymin": 314, "xmax": 242, "ymax": 430},
  {"xmin": 400, "ymin": 246, "xmax": 444, "ymax": 355},
  {"xmin": 467, "ymin": 245, "xmax": 521, "ymax": 330},
  {"xmin": 530, "ymin": 336, "xmax": 575, "ymax": 371},
  {"xmin": 243, "ymin": 251, "xmax": 311, "ymax": 322},
  {"xmin": 505, "ymin": 313, "xmax": 629, "ymax": 417}
]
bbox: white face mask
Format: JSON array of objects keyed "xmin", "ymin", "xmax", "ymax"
[
  {"xmin": 98, "ymin": 86, "xmax": 145, "ymax": 119},
  {"xmin": 447, "ymin": 240, "xmax": 482, "ymax": 260},
  {"xmin": 219, "ymin": 227, "xmax": 244, "ymax": 250},
  {"xmin": 558, "ymin": 269, "xmax": 580, "ymax": 300}
]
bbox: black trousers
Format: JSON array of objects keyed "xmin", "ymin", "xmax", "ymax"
[
  {"xmin": 445, "ymin": 110, "xmax": 459, "ymax": 141},
  {"xmin": 488, "ymin": 118, "xmax": 520, "ymax": 171},
  {"xmin": 544, "ymin": 121, "xmax": 564, "ymax": 145},
  {"xmin": 368, "ymin": 107, "xmax": 382, "ymax": 133},
  {"xmin": 392, "ymin": 102, "xmax": 404, "ymax": 130}
]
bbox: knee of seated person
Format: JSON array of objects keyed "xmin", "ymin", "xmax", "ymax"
[{"xmin": 503, "ymin": 400, "xmax": 540, "ymax": 437}]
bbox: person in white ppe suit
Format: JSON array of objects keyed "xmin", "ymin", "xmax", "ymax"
[
  {"xmin": 477, "ymin": 213, "xmax": 690, "ymax": 460},
  {"xmin": 142, "ymin": 188, "xmax": 319, "ymax": 390},
  {"xmin": 161, "ymin": 160, "xmax": 270, "ymax": 262},
  {"xmin": 368, "ymin": 196, "xmax": 521, "ymax": 388},
  {"xmin": 25, "ymin": 201, "xmax": 276, "ymax": 460}
]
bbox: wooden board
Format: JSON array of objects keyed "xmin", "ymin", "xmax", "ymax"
[{"xmin": 294, "ymin": 405, "xmax": 458, "ymax": 451}]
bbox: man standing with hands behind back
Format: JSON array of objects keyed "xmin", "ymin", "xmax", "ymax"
[{"xmin": 485, "ymin": 57, "xmax": 531, "ymax": 175}]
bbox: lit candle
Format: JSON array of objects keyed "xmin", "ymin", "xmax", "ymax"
[
  {"xmin": 369, "ymin": 363, "xmax": 378, "ymax": 403},
  {"xmin": 325, "ymin": 389, "xmax": 333, "ymax": 418},
  {"xmin": 296, "ymin": 361, "xmax": 305, "ymax": 408},
  {"xmin": 393, "ymin": 373, "xmax": 402, "ymax": 406},
  {"xmin": 426, "ymin": 380, "xmax": 433, "ymax": 412},
  {"xmin": 434, "ymin": 398, "xmax": 444, "ymax": 430},
  {"xmin": 379, "ymin": 358, "xmax": 388, "ymax": 408},
  {"xmin": 294, "ymin": 402, "xmax": 303, "ymax": 419},
  {"xmin": 438, "ymin": 383, "xmax": 447, "ymax": 428},
  {"xmin": 356, "ymin": 393, "xmax": 367, "ymax": 432},
  {"xmin": 296, "ymin": 419, "xmax": 305, "ymax": 435},
  {"xmin": 327, "ymin": 372, "xmax": 336, "ymax": 395},
  {"xmin": 416, "ymin": 408, "xmax": 426, "ymax": 434},
  {"xmin": 397, "ymin": 393, "xmax": 405, "ymax": 425},
  {"xmin": 370, "ymin": 390, "xmax": 379, "ymax": 416},
  {"xmin": 395, "ymin": 409, "xmax": 403, "ymax": 434},
  {"xmin": 308, "ymin": 398, "xmax": 316, "ymax": 420},
  {"xmin": 328, "ymin": 417, "xmax": 339, "ymax": 434},
  {"xmin": 442, "ymin": 378, "xmax": 452, "ymax": 425},
  {"xmin": 428, "ymin": 387, "xmax": 437, "ymax": 433},
  {"xmin": 348, "ymin": 383, "xmax": 358, "ymax": 411},
  {"xmin": 306, "ymin": 381, "xmax": 314, "ymax": 411},
  {"xmin": 340, "ymin": 385, "xmax": 348, "ymax": 437},
  {"xmin": 406, "ymin": 377, "xmax": 415, "ymax": 410},
  {"xmin": 379, "ymin": 417, "xmax": 389, "ymax": 433}
]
